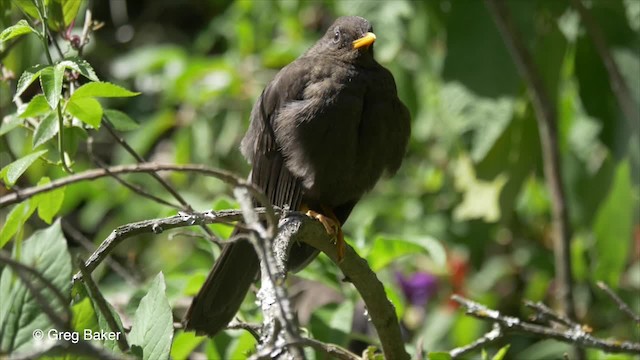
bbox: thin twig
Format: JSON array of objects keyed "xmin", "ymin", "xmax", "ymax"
[
  {"xmin": 87, "ymin": 137, "xmax": 182, "ymax": 210},
  {"xmin": 484, "ymin": 0, "xmax": 576, "ymax": 321},
  {"xmin": 597, "ymin": 281, "xmax": 640, "ymax": 324},
  {"xmin": 524, "ymin": 300, "xmax": 578, "ymax": 328},
  {"xmin": 452, "ymin": 295, "xmax": 640, "ymax": 354},
  {"xmin": 449, "ymin": 323, "xmax": 503, "ymax": 358},
  {"xmin": 289, "ymin": 337, "xmax": 360, "ymax": 360},
  {"xmin": 76, "ymin": 257, "xmax": 130, "ymax": 353},
  {"xmin": 227, "ymin": 321, "xmax": 262, "ymax": 341},
  {"xmin": 61, "ymin": 219, "xmax": 140, "ymax": 286},
  {"xmin": 70, "ymin": 208, "xmax": 271, "ymax": 283},
  {"xmin": 570, "ymin": 0, "xmax": 640, "ymax": 124}
]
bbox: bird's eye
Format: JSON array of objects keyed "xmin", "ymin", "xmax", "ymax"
[{"xmin": 333, "ymin": 29, "xmax": 341, "ymax": 43}]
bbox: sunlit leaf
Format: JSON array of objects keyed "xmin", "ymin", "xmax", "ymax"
[
  {"xmin": 58, "ymin": 58, "xmax": 100, "ymax": 82},
  {"xmin": 0, "ymin": 149, "xmax": 47, "ymax": 186},
  {"xmin": 66, "ymin": 97, "xmax": 103, "ymax": 128},
  {"xmin": 40, "ymin": 65, "xmax": 64, "ymax": 109},
  {"xmin": 71, "ymin": 82, "xmax": 140, "ymax": 99},
  {"xmin": 32, "ymin": 176, "xmax": 65, "ymax": 224},
  {"xmin": 18, "ymin": 94, "xmax": 51, "ymax": 118},
  {"xmin": 593, "ymin": 160, "xmax": 634, "ymax": 287},
  {"xmin": 129, "ymin": 272, "xmax": 173, "ymax": 360},
  {"xmin": 32, "ymin": 112, "xmax": 59, "ymax": 149},
  {"xmin": 105, "ymin": 109, "xmax": 139, "ymax": 131},
  {"xmin": 0, "ymin": 19, "xmax": 37, "ymax": 43},
  {"xmin": 0, "ymin": 202, "xmax": 35, "ymax": 249},
  {"xmin": 14, "ymin": 65, "xmax": 47, "ymax": 101},
  {"xmin": 0, "ymin": 114, "xmax": 23, "ymax": 136}
]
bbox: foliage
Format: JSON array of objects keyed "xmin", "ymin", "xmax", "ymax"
[{"xmin": 0, "ymin": 0, "xmax": 638, "ymax": 359}]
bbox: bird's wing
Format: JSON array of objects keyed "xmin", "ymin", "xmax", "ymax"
[{"xmin": 241, "ymin": 61, "xmax": 312, "ymax": 210}]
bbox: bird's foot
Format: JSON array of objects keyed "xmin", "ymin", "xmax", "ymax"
[{"xmin": 305, "ymin": 210, "xmax": 345, "ymax": 262}]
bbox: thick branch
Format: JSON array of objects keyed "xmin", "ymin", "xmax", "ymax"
[
  {"xmin": 282, "ymin": 213, "xmax": 410, "ymax": 360},
  {"xmin": 452, "ymin": 295, "xmax": 640, "ymax": 355},
  {"xmin": 484, "ymin": 0, "xmax": 575, "ymax": 320}
]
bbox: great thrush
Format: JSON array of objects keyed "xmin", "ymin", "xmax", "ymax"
[{"xmin": 184, "ymin": 15, "xmax": 411, "ymax": 336}]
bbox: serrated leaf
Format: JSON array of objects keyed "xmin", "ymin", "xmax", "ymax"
[
  {"xmin": 14, "ymin": 65, "xmax": 47, "ymax": 101},
  {"xmin": 105, "ymin": 109, "xmax": 139, "ymax": 131},
  {"xmin": 32, "ymin": 112, "xmax": 59, "ymax": 149},
  {"xmin": 71, "ymin": 82, "xmax": 140, "ymax": 99},
  {"xmin": 0, "ymin": 149, "xmax": 47, "ymax": 186},
  {"xmin": 129, "ymin": 272, "xmax": 173, "ymax": 360},
  {"xmin": 66, "ymin": 97, "xmax": 103, "ymax": 128},
  {"xmin": 0, "ymin": 19, "xmax": 37, "ymax": 43},
  {"xmin": 58, "ymin": 58, "xmax": 99, "ymax": 82},
  {"xmin": 0, "ymin": 220, "xmax": 72, "ymax": 353},
  {"xmin": 0, "ymin": 202, "xmax": 35, "ymax": 249},
  {"xmin": 40, "ymin": 65, "xmax": 64, "ymax": 109},
  {"xmin": 32, "ymin": 176, "xmax": 65, "ymax": 224},
  {"xmin": 594, "ymin": 160, "xmax": 634, "ymax": 287},
  {"xmin": 0, "ymin": 114, "xmax": 23, "ymax": 136},
  {"xmin": 19, "ymin": 94, "xmax": 52, "ymax": 118}
]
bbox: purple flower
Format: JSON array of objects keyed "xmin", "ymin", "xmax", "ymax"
[{"xmin": 396, "ymin": 271, "xmax": 438, "ymax": 306}]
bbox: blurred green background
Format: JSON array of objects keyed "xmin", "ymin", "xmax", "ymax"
[{"xmin": 1, "ymin": 0, "xmax": 638, "ymax": 359}]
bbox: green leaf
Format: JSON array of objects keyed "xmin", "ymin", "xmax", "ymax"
[
  {"xmin": 0, "ymin": 202, "xmax": 35, "ymax": 249},
  {"xmin": 0, "ymin": 220, "xmax": 72, "ymax": 353},
  {"xmin": 0, "ymin": 149, "xmax": 47, "ymax": 186},
  {"xmin": 453, "ymin": 155, "xmax": 507, "ymax": 223},
  {"xmin": 492, "ymin": 345, "xmax": 511, "ymax": 360},
  {"xmin": 40, "ymin": 65, "xmax": 64, "ymax": 109},
  {"xmin": 71, "ymin": 297, "xmax": 100, "ymax": 334},
  {"xmin": 367, "ymin": 234, "xmax": 447, "ymax": 271},
  {"xmin": 593, "ymin": 160, "xmax": 634, "ymax": 287},
  {"xmin": 60, "ymin": 0, "xmax": 82, "ymax": 27},
  {"xmin": 428, "ymin": 352, "xmax": 452, "ymax": 360},
  {"xmin": 32, "ymin": 112, "xmax": 59, "ymax": 149},
  {"xmin": 11, "ymin": 0, "xmax": 40, "ymax": 20},
  {"xmin": 90, "ymin": 296, "xmax": 126, "ymax": 353},
  {"xmin": 170, "ymin": 331, "xmax": 206, "ymax": 360},
  {"xmin": 58, "ymin": 58, "xmax": 99, "ymax": 82},
  {"xmin": 32, "ymin": 176, "xmax": 65, "ymax": 224},
  {"xmin": 129, "ymin": 272, "xmax": 173, "ymax": 360},
  {"xmin": 66, "ymin": 97, "xmax": 103, "ymax": 128},
  {"xmin": 14, "ymin": 64, "xmax": 47, "ymax": 101},
  {"xmin": 71, "ymin": 82, "xmax": 140, "ymax": 99},
  {"xmin": 0, "ymin": 19, "xmax": 36, "ymax": 43},
  {"xmin": 18, "ymin": 94, "xmax": 52, "ymax": 118},
  {"xmin": 105, "ymin": 109, "xmax": 139, "ymax": 131},
  {"xmin": 0, "ymin": 114, "xmax": 23, "ymax": 136}
]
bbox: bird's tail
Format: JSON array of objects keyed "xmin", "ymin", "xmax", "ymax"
[{"xmin": 183, "ymin": 236, "xmax": 259, "ymax": 336}]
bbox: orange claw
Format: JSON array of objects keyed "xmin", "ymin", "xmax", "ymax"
[{"xmin": 304, "ymin": 208, "xmax": 345, "ymax": 262}]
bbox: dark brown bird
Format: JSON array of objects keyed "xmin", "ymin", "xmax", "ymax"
[{"xmin": 184, "ymin": 15, "xmax": 411, "ymax": 336}]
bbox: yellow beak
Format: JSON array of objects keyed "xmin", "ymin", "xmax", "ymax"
[{"xmin": 352, "ymin": 32, "xmax": 376, "ymax": 49}]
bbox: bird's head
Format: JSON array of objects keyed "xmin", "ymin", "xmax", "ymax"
[{"xmin": 316, "ymin": 16, "xmax": 377, "ymax": 63}]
